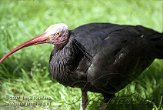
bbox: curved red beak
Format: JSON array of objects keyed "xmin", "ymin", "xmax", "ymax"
[{"xmin": 0, "ymin": 33, "xmax": 49, "ymax": 63}]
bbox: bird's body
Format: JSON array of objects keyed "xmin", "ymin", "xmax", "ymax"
[
  {"xmin": 49, "ymin": 23, "xmax": 162, "ymax": 97},
  {"xmin": 0, "ymin": 23, "xmax": 163, "ymax": 110}
]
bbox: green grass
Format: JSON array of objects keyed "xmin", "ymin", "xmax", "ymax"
[{"xmin": 0, "ymin": 0, "xmax": 163, "ymax": 110}]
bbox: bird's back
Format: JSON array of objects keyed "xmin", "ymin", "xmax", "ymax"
[{"xmin": 71, "ymin": 23, "xmax": 145, "ymax": 56}]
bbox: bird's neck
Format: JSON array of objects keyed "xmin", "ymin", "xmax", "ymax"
[{"xmin": 49, "ymin": 39, "xmax": 84, "ymax": 85}]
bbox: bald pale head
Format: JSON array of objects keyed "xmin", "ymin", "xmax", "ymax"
[
  {"xmin": 44, "ymin": 23, "xmax": 69, "ymax": 46},
  {"xmin": 45, "ymin": 23, "xmax": 68, "ymax": 36}
]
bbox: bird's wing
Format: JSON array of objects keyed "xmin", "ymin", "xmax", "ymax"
[
  {"xmin": 86, "ymin": 32, "xmax": 130, "ymax": 93},
  {"xmin": 72, "ymin": 24, "xmax": 149, "ymax": 93}
]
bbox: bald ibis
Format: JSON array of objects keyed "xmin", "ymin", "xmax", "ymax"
[{"xmin": 0, "ymin": 23, "xmax": 163, "ymax": 110}]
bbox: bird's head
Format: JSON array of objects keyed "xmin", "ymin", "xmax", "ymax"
[
  {"xmin": 0, "ymin": 23, "xmax": 69, "ymax": 63},
  {"xmin": 45, "ymin": 23, "xmax": 69, "ymax": 45}
]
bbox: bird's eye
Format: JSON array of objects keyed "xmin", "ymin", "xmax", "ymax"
[{"xmin": 56, "ymin": 32, "xmax": 61, "ymax": 36}]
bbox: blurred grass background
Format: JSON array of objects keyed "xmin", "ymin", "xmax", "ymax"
[{"xmin": 0, "ymin": 0, "xmax": 162, "ymax": 110}]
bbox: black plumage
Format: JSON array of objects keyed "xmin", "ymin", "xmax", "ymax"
[{"xmin": 49, "ymin": 23, "xmax": 163, "ymax": 108}]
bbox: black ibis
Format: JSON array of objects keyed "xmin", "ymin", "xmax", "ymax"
[{"xmin": 0, "ymin": 23, "xmax": 163, "ymax": 110}]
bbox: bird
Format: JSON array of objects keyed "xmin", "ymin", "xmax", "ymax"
[{"xmin": 0, "ymin": 23, "xmax": 163, "ymax": 110}]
